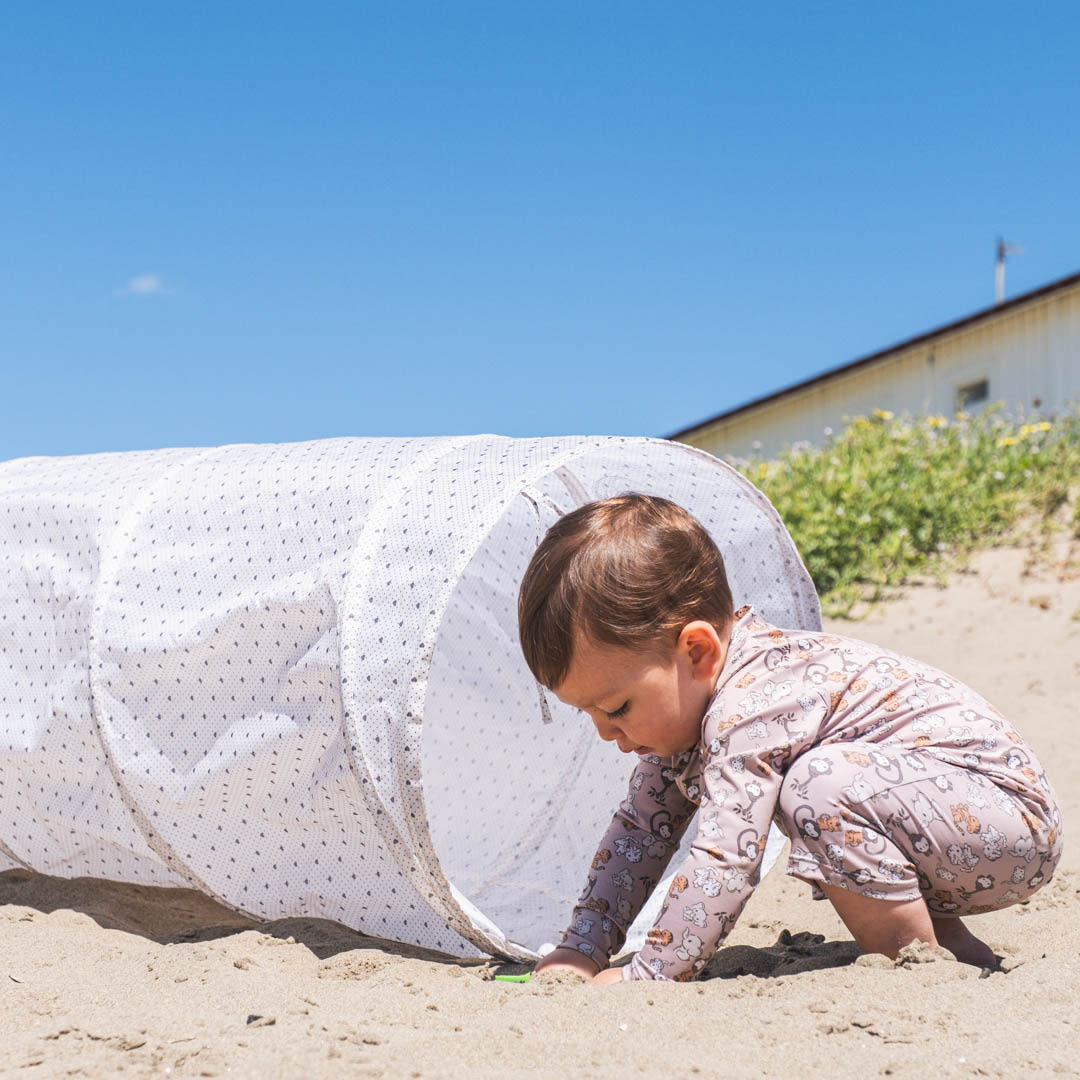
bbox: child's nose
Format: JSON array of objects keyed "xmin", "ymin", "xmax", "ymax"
[
  {"xmin": 593, "ymin": 717, "xmax": 622, "ymax": 744},
  {"xmin": 601, "ymin": 724, "xmax": 634, "ymax": 754}
]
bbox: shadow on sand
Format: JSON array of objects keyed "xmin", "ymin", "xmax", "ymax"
[
  {"xmin": 0, "ymin": 868, "xmax": 470, "ymax": 965},
  {"xmin": 2, "ymin": 869, "xmax": 864, "ymax": 978},
  {"xmin": 702, "ymin": 929, "xmax": 862, "ymax": 979}
]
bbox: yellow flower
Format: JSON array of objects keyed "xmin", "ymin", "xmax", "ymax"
[
  {"xmin": 1019, "ymin": 424, "xmax": 1033, "ymax": 437},
  {"xmin": 1038, "ymin": 421, "xmax": 1052, "ymax": 431},
  {"xmin": 872, "ymin": 409, "xmax": 894, "ymax": 421},
  {"xmin": 926, "ymin": 415, "xmax": 948, "ymax": 428},
  {"xmin": 998, "ymin": 436, "xmax": 1018, "ymax": 447}
]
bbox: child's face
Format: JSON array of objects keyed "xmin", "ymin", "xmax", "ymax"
[{"xmin": 551, "ymin": 621, "xmax": 729, "ymax": 758}]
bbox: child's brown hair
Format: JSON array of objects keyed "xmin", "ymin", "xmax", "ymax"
[{"xmin": 517, "ymin": 493, "xmax": 734, "ymax": 688}]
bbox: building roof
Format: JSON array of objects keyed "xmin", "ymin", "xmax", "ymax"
[{"xmin": 666, "ymin": 268, "xmax": 1080, "ymax": 440}]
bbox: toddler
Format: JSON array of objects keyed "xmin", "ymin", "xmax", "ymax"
[{"xmin": 516, "ymin": 494, "xmax": 1063, "ymax": 982}]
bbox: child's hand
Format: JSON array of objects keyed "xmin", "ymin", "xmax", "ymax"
[{"xmin": 533, "ymin": 946, "xmax": 602, "ymax": 980}]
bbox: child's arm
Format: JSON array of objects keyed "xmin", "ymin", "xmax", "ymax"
[
  {"xmin": 620, "ymin": 736, "xmax": 785, "ymax": 980},
  {"xmin": 550, "ymin": 753, "xmax": 699, "ymax": 972}
]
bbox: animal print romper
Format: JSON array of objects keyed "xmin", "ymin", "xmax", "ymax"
[{"xmin": 560, "ymin": 604, "xmax": 1063, "ymax": 981}]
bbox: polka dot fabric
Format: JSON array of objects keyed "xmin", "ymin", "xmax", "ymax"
[{"xmin": 0, "ymin": 436, "xmax": 820, "ymax": 959}]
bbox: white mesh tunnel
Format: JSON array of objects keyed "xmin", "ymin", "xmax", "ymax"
[{"xmin": 0, "ymin": 435, "xmax": 821, "ymax": 961}]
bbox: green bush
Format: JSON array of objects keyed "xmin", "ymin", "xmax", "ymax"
[{"xmin": 725, "ymin": 404, "xmax": 1080, "ymax": 618}]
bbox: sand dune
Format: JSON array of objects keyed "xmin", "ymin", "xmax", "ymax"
[{"xmin": 3, "ymin": 535, "xmax": 1078, "ymax": 1078}]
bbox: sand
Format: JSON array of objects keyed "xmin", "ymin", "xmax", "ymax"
[{"xmin": 3, "ymin": 534, "xmax": 1079, "ymax": 1079}]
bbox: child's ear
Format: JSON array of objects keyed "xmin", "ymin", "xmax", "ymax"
[{"xmin": 681, "ymin": 621, "xmax": 722, "ymax": 675}]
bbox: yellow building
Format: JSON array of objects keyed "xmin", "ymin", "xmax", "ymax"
[{"xmin": 669, "ymin": 270, "xmax": 1080, "ymax": 460}]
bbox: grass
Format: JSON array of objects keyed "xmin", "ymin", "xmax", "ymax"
[{"xmin": 724, "ymin": 403, "xmax": 1080, "ymax": 618}]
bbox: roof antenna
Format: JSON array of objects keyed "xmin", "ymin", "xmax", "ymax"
[{"xmin": 995, "ymin": 236, "xmax": 1023, "ymax": 303}]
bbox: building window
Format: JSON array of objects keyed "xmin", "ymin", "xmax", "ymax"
[{"xmin": 956, "ymin": 378, "xmax": 989, "ymax": 411}]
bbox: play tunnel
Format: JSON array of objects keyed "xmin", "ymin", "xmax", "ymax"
[{"xmin": 0, "ymin": 435, "xmax": 820, "ymax": 959}]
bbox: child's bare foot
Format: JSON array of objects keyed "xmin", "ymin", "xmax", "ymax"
[{"xmin": 930, "ymin": 916, "xmax": 998, "ymax": 968}]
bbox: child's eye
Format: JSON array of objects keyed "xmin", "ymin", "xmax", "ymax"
[{"xmin": 607, "ymin": 702, "xmax": 630, "ymax": 719}]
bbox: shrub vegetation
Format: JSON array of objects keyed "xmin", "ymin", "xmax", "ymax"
[{"xmin": 728, "ymin": 404, "xmax": 1080, "ymax": 617}]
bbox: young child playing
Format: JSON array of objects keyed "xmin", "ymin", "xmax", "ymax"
[{"xmin": 516, "ymin": 493, "xmax": 1063, "ymax": 983}]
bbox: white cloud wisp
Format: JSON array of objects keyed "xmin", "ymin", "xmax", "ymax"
[{"xmin": 115, "ymin": 273, "xmax": 169, "ymax": 298}]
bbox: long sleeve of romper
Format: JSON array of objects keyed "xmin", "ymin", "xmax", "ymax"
[
  {"xmin": 624, "ymin": 690, "xmax": 812, "ymax": 982},
  {"xmin": 558, "ymin": 753, "xmax": 699, "ymax": 969}
]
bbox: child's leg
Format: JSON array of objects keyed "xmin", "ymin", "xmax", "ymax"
[
  {"xmin": 819, "ymin": 884, "xmax": 997, "ymax": 965},
  {"xmin": 777, "ymin": 743, "xmax": 1060, "ymax": 965},
  {"xmin": 818, "ymin": 884, "xmax": 938, "ymax": 958}
]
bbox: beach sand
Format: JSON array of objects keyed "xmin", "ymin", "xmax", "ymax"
[{"xmin": 3, "ymin": 534, "xmax": 1079, "ymax": 1078}]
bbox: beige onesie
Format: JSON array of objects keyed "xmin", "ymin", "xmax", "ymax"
[{"xmin": 560, "ymin": 605, "xmax": 1063, "ymax": 981}]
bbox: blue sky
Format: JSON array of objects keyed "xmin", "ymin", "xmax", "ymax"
[{"xmin": 3, "ymin": 4, "xmax": 1079, "ymax": 461}]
